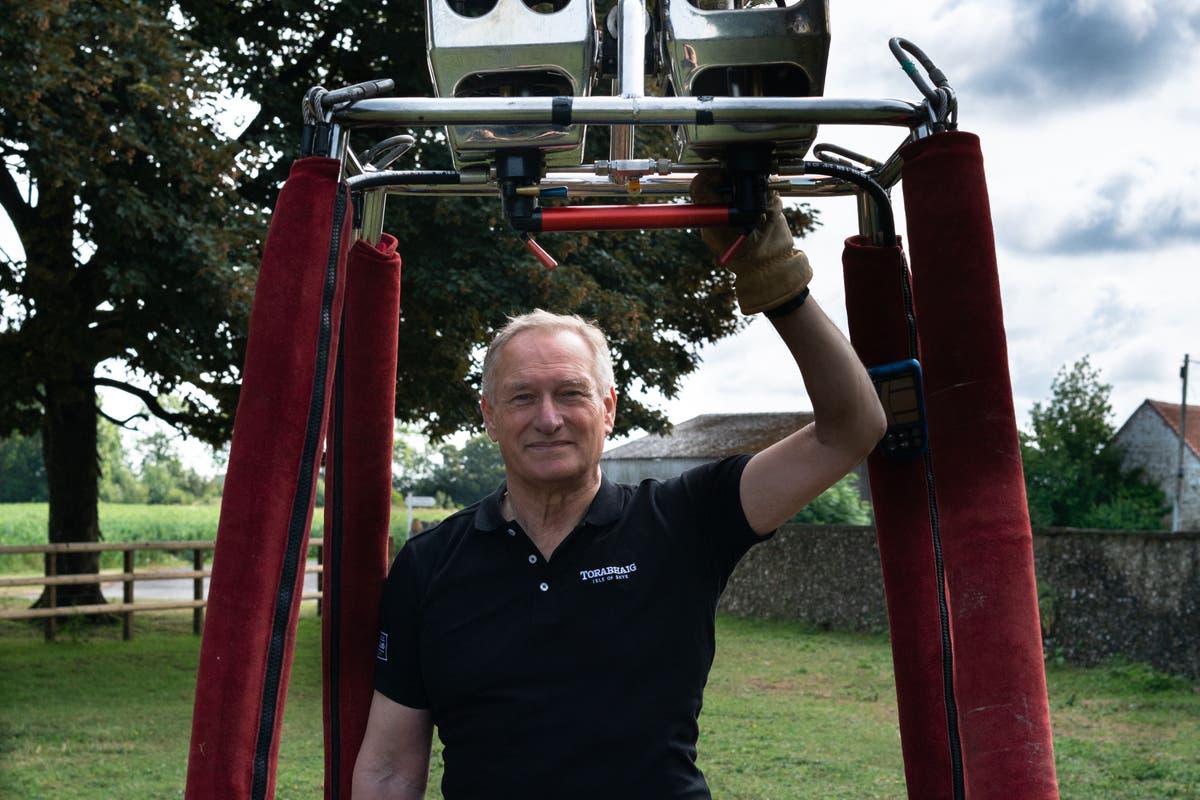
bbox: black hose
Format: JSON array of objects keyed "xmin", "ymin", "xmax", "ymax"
[{"xmin": 795, "ymin": 162, "xmax": 896, "ymax": 247}]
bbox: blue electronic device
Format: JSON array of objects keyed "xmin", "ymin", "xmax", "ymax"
[{"xmin": 867, "ymin": 358, "xmax": 929, "ymax": 458}]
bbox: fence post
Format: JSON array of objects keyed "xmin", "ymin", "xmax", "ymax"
[
  {"xmin": 315, "ymin": 541, "xmax": 323, "ymax": 618},
  {"xmin": 193, "ymin": 548, "xmax": 205, "ymax": 635},
  {"xmin": 45, "ymin": 552, "xmax": 57, "ymax": 643},
  {"xmin": 123, "ymin": 549, "xmax": 134, "ymax": 641}
]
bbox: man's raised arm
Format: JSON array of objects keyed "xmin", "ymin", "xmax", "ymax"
[
  {"xmin": 691, "ymin": 172, "xmax": 886, "ymax": 535},
  {"xmin": 740, "ymin": 294, "xmax": 885, "ymax": 534}
]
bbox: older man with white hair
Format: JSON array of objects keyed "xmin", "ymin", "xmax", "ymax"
[{"xmin": 353, "ymin": 185, "xmax": 886, "ymax": 799}]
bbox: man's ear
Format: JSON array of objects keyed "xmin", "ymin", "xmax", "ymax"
[
  {"xmin": 481, "ymin": 396, "xmax": 497, "ymax": 441},
  {"xmin": 603, "ymin": 387, "xmax": 617, "ymax": 435}
]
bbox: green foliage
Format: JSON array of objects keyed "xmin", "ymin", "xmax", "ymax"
[
  {"xmin": 0, "ymin": 1, "xmax": 259, "ymax": 441},
  {"xmin": 0, "ymin": 431, "xmax": 47, "ymax": 502},
  {"xmin": 96, "ymin": 420, "xmax": 145, "ymax": 504},
  {"xmin": 392, "ymin": 426, "xmax": 434, "ymax": 496},
  {"xmin": 4, "ymin": 420, "xmax": 216, "ymax": 506},
  {"xmin": 791, "ymin": 472, "xmax": 873, "ymax": 525},
  {"xmin": 135, "ymin": 431, "xmax": 221, "ymax": 504},
  {"xmin": 1021, "ymin": 357, "xmax": 1168, "ymax": 529},
  {"xmin": 1077, "ymin": 482, "xmax": 1171, "ymax": 531},
  {"xmin": 407, "ymin": 434, "xmax": 507, "ymax": 507}
]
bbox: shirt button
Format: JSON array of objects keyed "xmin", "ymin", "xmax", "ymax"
[
  {"xmin": 528, "ymin": 554, "xmax": 537, "ymax": 565},
  {"xmin": 506, "ymin": 528, "xmax": 516, "ymax": 537},
  {"xmin": 539, "ymin": 582, "xmax": 549, "ymax": 592}
]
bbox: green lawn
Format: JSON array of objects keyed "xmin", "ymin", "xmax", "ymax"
[{"xmin": 0, "ymin": 609, "xmax": 1195, "ymax": 799}]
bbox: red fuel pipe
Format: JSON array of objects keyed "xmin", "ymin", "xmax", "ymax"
[
  {"xmin": 520, "ymin": 233, "xmax": 559, "ymax": 270},
  {"xmin": 533, "ymin": 204, "xmax": 736, "ymax": 233}
]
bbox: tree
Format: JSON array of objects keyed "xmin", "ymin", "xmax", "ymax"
[
  {"xmin": 392, "ymin": 426, "xmax": 434, "ymax": 498},
  {"xmin": 408, "ymin": 434, "xmax": 508, "ymax": 508},
  {"xmin": 1, "ymin": 2, "xmax": 258, "ymax": 606},
  {"xmin": 791, "ymin": 473, "xmax": 872, "ymax": 525},
  {"xmin": 137, "ymin": 430, "xmax": 221, "ymax": 504},
  {"xmin": 1020, "ymin": 357, "xmax": 1167, "ymax": 529},
  {"xmin": 97, "ymin": 419, "xmax": 146, "ymax": 504},
  {"xmin": 0, "ymin": 430, "xmax": 48, "ymax": 502}
]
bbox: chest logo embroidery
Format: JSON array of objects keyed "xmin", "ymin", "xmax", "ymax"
[{"xmin": 579, "ymin": 562, "xmax": 638, "ymax": 584}]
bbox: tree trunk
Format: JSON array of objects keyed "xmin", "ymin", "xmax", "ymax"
[{"xmin": 35, "ymin": 376, "xmax": 107, "ymax": 609}]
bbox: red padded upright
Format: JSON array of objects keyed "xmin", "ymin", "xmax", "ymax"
[
  {"xmin": 843, "ymin": 237, "xmax": 958, "ymax": 799},
  {"xmin": 187, "ymin": 157, "xmax": 352, "ymax": 800},
  {"xmin": 901, "ymin": 131, "xmax": 1058, "ymax": 799},
  {"xmin": 322, "ymin": 235, "xmax": 402, "ymax": 799}
]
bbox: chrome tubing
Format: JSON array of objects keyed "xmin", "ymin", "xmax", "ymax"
[
  {"xmin": 617, "ymin": 0, "xmax": 647, "ymax": 100},
  {"xmin": 332, "ymin": 95, "xmax": 923, "ymax": 128},
  {"xmin": 370, "ymin": 171, "xmax": 867, "ymax": 199},
  {"xmin": 609, "ymin": 0, "xmax": 649, "ymax": 164}
]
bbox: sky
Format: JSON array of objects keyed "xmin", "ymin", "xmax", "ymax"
[{"xmin": 638, "ymin": 0, "xmax": 1200, "ymax": 444}]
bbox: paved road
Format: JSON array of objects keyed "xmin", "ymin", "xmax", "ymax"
[{"xmin": 96, "ymin": 561, "xmax": 321, "ymax": 601}]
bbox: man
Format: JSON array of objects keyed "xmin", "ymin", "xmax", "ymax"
[{"xmin": 352, "ymin": 182, "xmax": 887, "ymax": 799}]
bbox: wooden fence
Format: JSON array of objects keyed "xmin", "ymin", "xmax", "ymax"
[{"xmin": 0, "ymin": 538, "xmax": 325, "ymax": 642}]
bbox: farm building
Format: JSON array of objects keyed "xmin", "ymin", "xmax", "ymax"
[
  {"xmin": 1113, "ymin": 400, "xmax": 1200, "ymax": 531},
  {"xmin": 601, "ymin": 412, "xmax": 871, "ymax": 502}
]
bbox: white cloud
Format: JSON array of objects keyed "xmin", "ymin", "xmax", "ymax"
[{"xmin": 633, "ymin": 0, "xmax": 1199, "ymax": 442}]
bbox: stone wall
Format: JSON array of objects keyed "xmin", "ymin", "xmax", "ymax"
[
  {"xmin": 1034, "ymin": 528, "xmax": 1199, "ymax": 677},
  {"xmin": 720, "ymin": 524, "xmax": 1200, "ymax": 677},
  {"xmin": 720, "ymin": 524, "xmax": 888, "ymax": 631}
]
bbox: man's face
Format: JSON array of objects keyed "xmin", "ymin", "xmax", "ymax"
[{"xmin": 481, "ymin": 328, "xmax": 616, "ymax": 492}]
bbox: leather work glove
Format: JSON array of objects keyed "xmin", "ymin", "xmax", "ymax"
[{"xmin": 690, "ymin": 170, "xmax": 813, "ymax": 316}]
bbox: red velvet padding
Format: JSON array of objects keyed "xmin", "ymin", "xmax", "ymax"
[
  {"xmin": 842, "ymin": 237, "xmax": 957, "ymax": 800},
  {"xmin": 322, "ymin": 235, "xmax": 402, "ymax": 799},
  {"xmin": 901, "ymin": 131, "xmax": 1059, "ymax": 799},
  {"xmin": 187, "ymin": 157, "xmax": 352, "ymax": 800}
]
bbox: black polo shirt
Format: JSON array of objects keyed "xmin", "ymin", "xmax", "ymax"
[{"xmin": 374, "ymin": 455, "xmax": 768, "ymax": 799}]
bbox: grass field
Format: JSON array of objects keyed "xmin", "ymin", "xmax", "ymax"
[{"xmin": 0, "ymin": 608, "xmax": 1196, "ymax": 799}]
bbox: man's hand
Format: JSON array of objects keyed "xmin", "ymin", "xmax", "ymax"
[{"xmin": 690, "ymin": 170, "xmax": 813, "ymax": 315}]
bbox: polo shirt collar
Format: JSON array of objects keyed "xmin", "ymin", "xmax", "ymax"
[
  {"xmin": 473, "ymin": 475, "xmax": 624, "ymax": 532},
  {"xmin": 473, "ymin": 483, "xmax": 509, "ymax": 531}
]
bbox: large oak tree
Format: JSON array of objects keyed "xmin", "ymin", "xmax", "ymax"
[{"xmin": 1, "ymin": 1, "xmax": 258, "ymax": 605}]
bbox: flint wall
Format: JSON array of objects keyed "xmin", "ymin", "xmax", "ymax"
[{"xmin": 720, "ymin": 524, "xmax": 1200, "ymax": 678}]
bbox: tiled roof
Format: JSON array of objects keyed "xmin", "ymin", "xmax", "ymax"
[
  {"xmin": 602, "ymin": 412, "xmax": 813, "ymax": 460},
  {"xmin": 1146, "ymin": 400, "xmax": 1200, "ymax": 458}
]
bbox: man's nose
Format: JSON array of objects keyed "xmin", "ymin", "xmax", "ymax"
[{"xmin": 534, "ymin": 395, "xmax": 564, "ymax": 430}]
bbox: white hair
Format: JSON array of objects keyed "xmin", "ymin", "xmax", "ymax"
[{"xmin": 480, "ymin": 309, "xmax": 615, "ymax": 402}]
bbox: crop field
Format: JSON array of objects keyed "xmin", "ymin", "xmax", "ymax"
[{"xmin": 0, "ymin": 503, "xmax": 449, "ymax": 573}]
